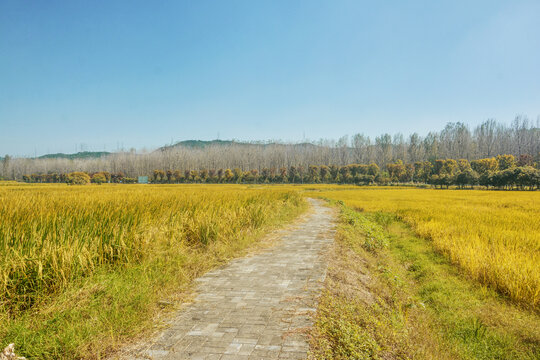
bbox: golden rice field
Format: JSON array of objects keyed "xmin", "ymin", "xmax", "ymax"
[
  {"xmin": 1, "ymin": 181, "xmax": 538, "ymax": 359},
  {"xmin": 309, "ymin": 186, "xmax": 540, "ymax": 308},
  {"xmin": 0, "ymin": 183, "xmax": 305, "ymax": 314}
]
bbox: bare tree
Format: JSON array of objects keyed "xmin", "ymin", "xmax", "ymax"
[
  {"xmin": 474, "ymin": 119, "xmax": 498, "ymax": 157},
  {"xmin": 375, "ymin": 134, "xmax": 392, "ymax": 166},
  {"xmin": 352, "ymin": 133, "xmax": 370, "ymax": 163},
  {"xmin": 407, "ymin": 133, "xmax": 422, "ymax": 163},
  {"xmin": 336, "ymin": 136, "xmax": 350, "ymax": 165},
  {"xmin": 5, "ymin": 117, "xmax": 539, "ymax": 180},
  {"xmin": 392, "ymin": 133, "xmax": 407, "ymax": 162}
]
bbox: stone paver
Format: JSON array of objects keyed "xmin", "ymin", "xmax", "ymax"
[{"xmin": 123, "ymin": 198, "xmax": 335, "ymax": 360}]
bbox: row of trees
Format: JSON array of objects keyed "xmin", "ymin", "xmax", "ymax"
[
  {"xmin": 20, "ymin": 154, "xmax": 540, "ymax": 190},
  {"xmin": 2, "ymin": 118, "xmax": 539, "ymax": 181},
  {"xmin": 22, "ymin": 171, "xmax": 137, "ymax": 185},
  {"xmin": 150, "ymin": 164, "xmax": 380, "ymax": 184},
  {"xmin": 385, "ymin": 155, "xmax": 539, "ymax": 189}
]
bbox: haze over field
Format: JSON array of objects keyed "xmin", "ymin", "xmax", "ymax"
[{"xmin": 1, "ymin": 1, "xmax": 539, "ymax": 156}]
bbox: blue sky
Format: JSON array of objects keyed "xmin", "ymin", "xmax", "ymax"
[{"xmin": 1, "ymin": 0, "xmax": 539, "ymax": 156}]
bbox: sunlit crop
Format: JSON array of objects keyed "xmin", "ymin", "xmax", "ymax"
[
  {"xmin": 0, "ymin": 183, "xmax": 305, "ymax": 313},
  {"xmin": 309, "ymin": 186, "xmax": 540, "ymax": 307}
]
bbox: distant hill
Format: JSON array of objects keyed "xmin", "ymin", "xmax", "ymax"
[
  {"xmin": 24, "ymin": 141, "xmax": 320, "ymax": 159},
  {"xmin": 37, "ymin": 151, "xmax": 111, "ymax": 160},
  {"xmin": 159, "ymin": 140, "xmax": 247, "ymax": 151},
  {"xmin": 159, "ymin": 139, "xmax": 319, "ymax": 151}
]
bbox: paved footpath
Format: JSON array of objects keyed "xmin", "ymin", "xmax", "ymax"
[{"xmin": 124, "ymin": 198, "xmax": 335, "ymax": 360}]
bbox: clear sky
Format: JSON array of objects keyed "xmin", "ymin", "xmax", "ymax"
[{"xmin": 1, "ymin": 0, "xmax": 539, "ymax": 156}]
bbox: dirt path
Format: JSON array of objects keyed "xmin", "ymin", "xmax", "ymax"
[{"xmin": 121, "ymin": 198, "xmax": 335, "ymax": 360}]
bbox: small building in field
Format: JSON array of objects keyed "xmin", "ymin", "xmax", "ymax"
[{"xmin": 138, "ymin": 176, "xmax": 149, "ymax": 184}]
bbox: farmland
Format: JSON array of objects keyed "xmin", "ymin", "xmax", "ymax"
[
  {"xmin": 305, "ymin": 186, "xmax": 539, "ymax": 359},
  {"xmin": 1, "ymin": 182, "xmax": 539, "ymax": 359},
  {"xmin": 0, "ymin": 183, "xmax": 306, "ymax": 359},
  {"xmin": 309, "ymin": 186, "xmax": 540, "ymax": 307}
]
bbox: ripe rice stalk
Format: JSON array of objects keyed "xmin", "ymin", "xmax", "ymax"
[
  {"xmin": 0, "ymin": 183, "xmax": 304, "ymax": 313},
  {"xmin": 313, "ymin": 186, "xmax": 540, "ymax": 308}
]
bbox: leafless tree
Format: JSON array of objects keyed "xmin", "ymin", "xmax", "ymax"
[{"xmin": 4, "ymin": 118, "xmax": 538, "ymax": 180}]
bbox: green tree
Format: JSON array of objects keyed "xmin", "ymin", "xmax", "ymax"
[
  {"xmin": 515, "ymin": 166, "xmax": 540, "ymax": 190},
  {"xmin": 329, "ymin": 165, "xmax": 339, "ymax": 182},
  {"xmin": 386, "ymin": 160, "xmax": 406, "ymax": 182},
  {"xmin": 279, "ymin": 167, "xmax": 288, "ymax": 183},
  {"xmin": 288, "ymin": 166, "xmax": 298, "ymax": 183},
  {"xmin": 339, "ymin": 166, "xmax": 351, "ymax": 183},
  {"xmin": 199, "ymin": 169, "xmax": 208, "ymax": 183},
  {"xmin": 413, "ymin": 162, "xmax": 426, "ymax": 183},
  {"xmin": 442, "ymin": 159, "xmax": 458, "ymax": 175},
  {"xmin": 217, "ymin": 169, "xmax": 224, "ymax": 182},
  {"xmin": 250, "ymin": 169, "xmax": 259, "ymax": 183},
  {"xmin": 308, "ymin": 165, "xmax": 320, "ymax": 183},
  {"xmin": 471, "ymin": 158, "xmax": 498, "ymax": 174},
  {"xmin": 319, "ymin": 166, "xmax": 330, "ymax": 182},
  {"xmin": 367, "ymin": 163, "xmax": 379, "ymax": 176},
  {"xmin": 91, "ymin": 173, "xmax": 107, "ymax": 184},
  {"xmin": 496, "ymin": 154, "xmax": 516, "ymax": 170},
  {"xmin": 173, "ymin": 170, "xmax": 183, "ymax": 183},
  {"xmin": 478, "ymin": 171, "xmax": 493, "ymax": 189},
  {"xmin": 261, "ymin": 168, "xmax": 271, "ymax": 183},
  {"xmin": 224, "ymin": 169, "xmax": 234, "ymax": 182},
  {"xmin": 208, "ymin": 169, "xmax": 217, "ymax": 183},
  {"xmin": 457, "ymin": 159, "xmax": 471, "ymax": 172},
  {"xmin": 233, "ymin": 168, "xmax": 243, "ymax": 183},
  {"xmin": 66, "ymin": 172, "xmax": 91, "ymax": 185},
  {"xmin": 455, "ymin": 170, "xmax": 478, "ymax": 189},
  {"xmin": 153, "ymin": 170, "xmax": 162, "ymax": 183}
]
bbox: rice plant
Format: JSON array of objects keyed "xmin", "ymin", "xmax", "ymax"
[
  {"xmin": 312, "ymin": 186, "xmax": 540, "ymax": 308},
  {"xmin": 0, "ymin": 183, "xmax": 305, "ymax": 314}
]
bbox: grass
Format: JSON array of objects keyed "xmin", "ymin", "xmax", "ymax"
[
  {"xmin": 0, "ymin": 183, "xmax": 307, "ymax": 359},
  {"xmin": 309, "ymin": 201, "xmax": 539, "ymax": 359}
]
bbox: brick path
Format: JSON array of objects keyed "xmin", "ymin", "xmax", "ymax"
[{"xmin": 124, "ymin": 198, "xmax": 335, "ymax": 360}]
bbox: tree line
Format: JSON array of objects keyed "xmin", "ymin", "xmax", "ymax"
[
  {"xmin": 21, "ymin": 171, "xmax": 137, "ymax": 185},
  {"xmin": 19, "ymin": 154, "xmax": 540, "ymax": 190},
  {"xmin": 1, "ymin": 117, "xmax": 539, "ymax": 181}
]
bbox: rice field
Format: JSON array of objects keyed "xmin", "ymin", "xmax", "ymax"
[
  {"xmin": 2, "ymin": 182, "xmax": 537, "ymax": 310},
  {"xmin": 1, "ymin": 181, "xmax": 538, "ymax": 358},
  {"xmin": 310, "ymin": 186, "xmax": 540, "ymax": 308},
  {"xmin": 0, "ymin": 183, "xmax": 305, "ymax": 314}
]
